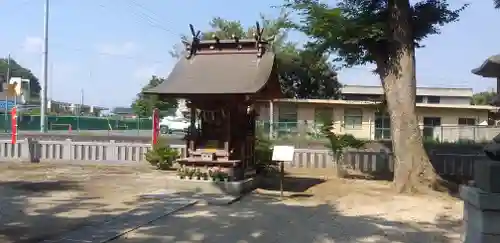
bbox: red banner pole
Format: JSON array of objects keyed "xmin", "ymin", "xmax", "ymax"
[
  {"xmin": 10, "ymin": 106, "xmax": 17, "ymax": 144},
  {"xmin": 152, "ymin": 108, "xmax": 159, "ymax": 145}
]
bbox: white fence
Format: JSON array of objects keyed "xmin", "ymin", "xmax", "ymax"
[{"xmin": 0, "ymin": 138, "xmax": 484, "ymax": 179}]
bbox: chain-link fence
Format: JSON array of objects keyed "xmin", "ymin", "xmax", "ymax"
[{"xmin": 0, "ymin": 114, "xmax": 153, "ymax": 134}]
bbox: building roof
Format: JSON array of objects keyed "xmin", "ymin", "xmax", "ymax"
[
  {"xmin": 267, "ymin": 99, "xmax": 499, "ymax": 111},
  {"xmin": 0, "ymin": 92, "xmax": 14, "ymax": 101},
  {"xmin": 144, "ymin": 39, "xmax": 280, "ymax": 97},
  {"xmin": 112, "ymin": 107, "xmax": 134, "ymax": 114},
  {"xmin": 472, "ymin": 54, "xmax": 500, "ymax": 78},
  {"xmin": 341, "ymin": 85, "xmax": 473, "ymax": 97}
]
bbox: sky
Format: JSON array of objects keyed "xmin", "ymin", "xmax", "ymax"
[{"xmin": 0, "ymin": 0, "xmax": 498, "ymax": 109}]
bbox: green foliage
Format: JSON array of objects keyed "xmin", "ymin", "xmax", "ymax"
[
  {"xmin": 320, "ymin": 119, "xmax": 365, "ymax": 158},
  {"xmin": 145, "ymin": 139, "xmax": 179, "ymax": 170},
  {"xmin": 171, "ymin": 13, "xmax": 342, "ymax": 99},
  {"xmin": 131, "ymin": 76, "xmax": 178, "ymax": 118},
  {"xmin": 0, "ymin": 58, "xmax": 41, "ymax": 96},
  {"xmin": 254, "ymin": 129, "xmax": 277, "ymax": 174},
  {"xmin": 472, "ymin": 91, "xmax": 496, "ymax": 105},
  {"xmin": 283, "ymin": 0, "xmax": 467, "ymax": 68}
]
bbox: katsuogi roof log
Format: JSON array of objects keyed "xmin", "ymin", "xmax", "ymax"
[{"xmin": 144, "ymin": 23, "xmax": 281, "ymax": 98}]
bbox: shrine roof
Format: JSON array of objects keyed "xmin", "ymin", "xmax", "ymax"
[
  {"xmin": 144, "ymin": 39, "xmax": 279, "ymax": 97},
  {"xmin": 472, "ymin": 54, "xmax": 500, "ymax": 78}
]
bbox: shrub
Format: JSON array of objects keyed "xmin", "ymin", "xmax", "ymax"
[
  {"xmin": 254, "ymin": 129, "xmax": 277, "ymax": 174},
  {"xmin": 319, "ymin": 119, "xmax": 365, "ymax": 176},
  {"xmin": 145, "ymin": 139, "xmax": 179, "ymax": 170}
]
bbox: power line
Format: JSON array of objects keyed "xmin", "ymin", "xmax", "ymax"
[
  {"xmin": 106, "ymin": 0, "xmax": 174, "ymax": 35},
  {"xmin": 16, "ymin": 41, "xmax": 169, "ymax": 64}
]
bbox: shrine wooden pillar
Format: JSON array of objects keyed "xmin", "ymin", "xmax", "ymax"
[
  {"xmin": 189, "ymin": 105, "xmax": 196, "ymax": 152},
  {"xmin": 269, "ymin": 100, "xmax": 274, "ymax": 140}
]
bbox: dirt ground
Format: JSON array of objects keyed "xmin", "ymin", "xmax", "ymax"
[
  {"xmin": 0, "ymin": 163, "xmax": 464, "ymax": 243},
  {"xmin": 0, "ymin": 162, "xmax": 175, "ymax": 243},
  {"xmin": 113, "ymin": 168, "xmax": 463, "ymax": 242}
]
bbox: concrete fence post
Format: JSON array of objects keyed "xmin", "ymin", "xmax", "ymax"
[
  {"xmin": 106, "ymin": 140, "xmax": 117, "ymax": 161},
  {"xmin": 26, "ymin": 138, "xmax": 40, "ymax": 163},
  {"xmin": 62, "ymin": 139, "xmax": 73, "ymax": 161},
  {"xmin": 20, "ymin": 138, "xmax": 31, "ymax": 162}
]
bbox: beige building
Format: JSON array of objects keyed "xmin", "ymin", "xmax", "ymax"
[{"xmin": 256, "ymin": 85, "xmax": 499, "ymax": 142}]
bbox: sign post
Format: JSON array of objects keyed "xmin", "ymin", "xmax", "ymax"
[
  {"xmin": 152, "ymin": 108, "xmax": 160, "ymax": 145},
  {"xmin": 271, "ymin": 145, "xmax": 295, "ymax": 200},
  {"xmin": 10, "ymin": 106, "xmax": 17, "ymax": 144}
]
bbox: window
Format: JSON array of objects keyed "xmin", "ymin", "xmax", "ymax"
[
  {"xmin": 277, "ymin": 105, "xmax": 298, "ymax": 136},
  {"xmin": 344, "ymin": 108, "xmax": 363, "ymax": 129},
  {"xmin": 374, "ymin": 112, "xmax": 391, "ymax": 139},
  {"xmin": 415, "ymin": 96, "xmax": 423, "ymax": 103},
  {"xmin": 278, "ymin": 105, "xmax": 298, "ymax": 123},
  {"xmin": 458, "ymin": 118, "xmax": 476, "ymax": 126},
  {"xmin": 422, "ymin": 117, "xmax": 441, "ymax": 139},
  {"xmin": 427, "ymin": 96, "xmax": 440, "ymax": 104},
  {"xmin": 314, "ymin": 107, "xmax": 333, "ymax": 124}
]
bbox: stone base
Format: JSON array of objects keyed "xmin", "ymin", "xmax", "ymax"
[
  {"xmin": 460, "ymin": 185, "xmax": 500, "ymax": 243},
  {"xmin": 165, "ymin": 176, "xmax": 260, "ymax": 197}
]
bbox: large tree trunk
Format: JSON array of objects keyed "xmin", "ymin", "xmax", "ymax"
[{"xmin": 380, "ymin": 0, "xmax": 439, "ymax": 193}]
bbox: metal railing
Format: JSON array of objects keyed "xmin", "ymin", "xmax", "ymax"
[{"xmin": 257, "ymin": 121, "xmax": 499, "ymax": 143}]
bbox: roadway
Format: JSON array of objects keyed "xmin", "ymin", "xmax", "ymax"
[{"xmin": 0, "ymin": 130, "xmax": 185, "ymax": 144}]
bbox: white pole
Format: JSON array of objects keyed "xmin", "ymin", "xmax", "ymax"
[{"xmin": 40, "ymin": 0, "xmax": 49, "ymax": 132}]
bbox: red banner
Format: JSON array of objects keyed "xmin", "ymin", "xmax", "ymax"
[
  {"xmin": 10, "ymin": 107, "xmax": 17, "ymax": 144},
  {"xmin": 152, "ymin": 108, "xmax": 160, "ymax": 145}
]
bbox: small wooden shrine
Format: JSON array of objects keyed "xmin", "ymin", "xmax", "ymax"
[{"xmin": 144, "ymin": 23, "xmax": 282, "ymax": 181}]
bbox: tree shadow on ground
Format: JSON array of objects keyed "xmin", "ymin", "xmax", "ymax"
[
  {"xmin": 117, "ymin": 193, "xmax": 463, "ymax": 243},
  {"xmin": 0, "ymin": 177, "xmax": 463, "ymax": 243},
  {"xmin": 0, "ymin": 179, "xmax": 176, "ymax": 243},
  {"xmin": 0, "ymin": 180, "xmax": 80, "ymax": 192},
  {"xmin": 258, "ymin": 175, "xmax": 326, "ymax": 193}
]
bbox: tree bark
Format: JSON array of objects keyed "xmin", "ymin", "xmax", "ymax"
[{"xmin": 379, "ymin": 0, "xmax": 440, "ymax": 193}]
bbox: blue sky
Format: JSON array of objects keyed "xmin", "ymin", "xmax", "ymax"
[{"xmin": 0, "ymin": 0, "xmax": 498, "ymax": 108}]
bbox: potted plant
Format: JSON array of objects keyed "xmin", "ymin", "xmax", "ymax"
[
  {"xmin": 216, "ymin": 170, "xmax": 225, "ymax": 182},
  {"xmin": 224, "ymin": 173, "xmax": 231, "ymax": 182},
  {"xmin": 177, "ymin": 166, "xmax": 186, "ymax": 179},
  {"xmin": 195, "ymin": 168, "xmax": 202, "ymax": 180},
  {"xmin": 202, "ymin": 172, "xmax": 209, "ymax": 180},
  {"xmin": 186, "ymin": 167, "xmax": 195, "ymax": 180},
  {"xmin": 208, "ymin": 167, "xmax": 216, "ymax": 181}
]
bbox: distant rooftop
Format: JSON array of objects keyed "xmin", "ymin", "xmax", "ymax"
[
  {"xmin": 111, "ymin": 107, "xmax": 134, "ymax": 114},
  {"xmin": 341, "ymin": 85, "xmax": 473, "ymax": 97}
]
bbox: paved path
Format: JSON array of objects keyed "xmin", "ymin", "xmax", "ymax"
[{"xmin": 42, "ymin": 194, "xmax": 197, "ymax": 243}]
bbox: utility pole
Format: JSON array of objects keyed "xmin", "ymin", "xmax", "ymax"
[
  {"xmin": 4, "ymin": 54, "xmax": 10, "ymax": 133},
  {"xmin": 40, "ymin": 0, "xmax": 49, "ymax": 132},
  {"xmin": 76, "ymin": 88, "xmax": 84, "ymax": 131},
  {"xmin": 49, "ymin": 62, "xmax": 53, "ymax": 100}
]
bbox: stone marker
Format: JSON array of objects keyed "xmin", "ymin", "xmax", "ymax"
[{"xmin": 461, "ymin": 132, "xmax": 500, "ymax": 242}]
